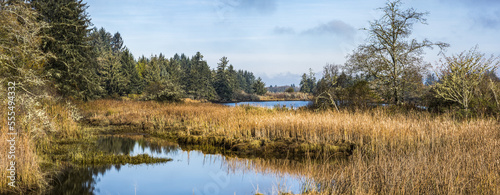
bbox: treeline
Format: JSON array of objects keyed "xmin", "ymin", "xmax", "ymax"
[
  {"xmin": 1, "ymin": 0, "xmax": 266, "ymax": 103},
  {"xmin": 267, "ymin": 84, "xmax": 298, "ymax": 93},
  {"xmin": 92, "ymin": 27, "xmax": 266, "ymax": 102},
  {"xmin": 300, "ymin": 1, "xmax": 500, "ymax": 116}
]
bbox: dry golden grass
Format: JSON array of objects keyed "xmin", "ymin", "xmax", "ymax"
[
  {"xmin": 0, "ymin": 95, "xmax": 82, "ymax": 193},
  {"xmin": 2, "ymin": 96, "xmax": 495, "ymax": 194},
  {"xmin": 260, "ymin": 92, "xmax": 312, "ymax": 101},
  {"xmin": 81, "ymin": 99, "xmax": 500, "ymax": 194},
  {"xmin": 222, "ymin": 155, "xmax": 327, "ymax": 194},
  {"xmin": 0, "ymin": 110, "xmax": 45, "ymax": 194}
]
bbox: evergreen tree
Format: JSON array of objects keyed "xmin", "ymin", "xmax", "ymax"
[
  {"xmin": 308, "ymin": 68, "xmax": 317, "ymax": 93},
  {"xmin": 300, "ymin": 73, "xmax": 310, "ymax": 93},
  {"xmin": 166, "ymin": 57, "xmax": 184, "ymax": 85},
  {"xmin": 32, "ymin": 0, "xmax": 103, "ymax": 100},
  {"xmin": 214, "ymin": 56, "xmax": 233, "ymax": 101},
  {"xmin": 243, "ymin": 71, "xmax": 256, "ymax": 93},
  {"xmin": 89, "ymin": 27, "xmax": 127, "ymax": 96},
  {"xmin": 157, "ymin": 53, "xmax": 168, "ymax": 79},
  {"xmin": 299, "ymin": 69, "xmax": 317, "ymax": 93},
  {"xmin": 236, "ymin": 70, "xmax": 247, "ymax": 92},
  {"xmin": 143, "ymin": 55, "xmax": 161, "ymax": 84},
  {"xmin": 228, "ymin": 64, "xmax": 238, "ymax": 91},
  {"xmin": 111, "ymin": 32, "xmax": 123, "ymax": 52},
  {"xmin": 185, "ymin": 52, "xmax": 216, "ymax": 100},
  {"xmin": 141, "ymin": 54, "xmax": 185, "ymax": 101},
  {"xmin": 252, "ymin": 77, "xmax": 267, "ymax": 95},
  {"xmin": 136, "ymin": 56, "xmax": 147, "ymax": 80},
  {"xmin": 121, "ymin": 48, "xmax": 142, "ymax": 94}
]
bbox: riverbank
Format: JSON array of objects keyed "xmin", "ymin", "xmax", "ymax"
[
  {"xmin": 211, "ymin": 92, "xmax": 313, "ymax": 103},
  {"xmin": 212, "ymin": 99, "xmax": 311, "ymax": 104},
  {"xmin": 1, "ymin": 99, "xmax": 499, "ymax": 194}
]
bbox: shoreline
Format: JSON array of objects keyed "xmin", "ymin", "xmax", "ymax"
[{"xmin": 211, "ymin": 99, "xmax": 312, "ymax": 104}]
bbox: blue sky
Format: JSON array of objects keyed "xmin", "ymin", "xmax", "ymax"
[{"xmin": 84, "ymin": 0, "xmax": 500, "ymax": 86}]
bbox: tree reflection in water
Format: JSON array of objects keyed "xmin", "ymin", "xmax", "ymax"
[
  {"xmin": 49, "ymin": 165, "xmax": 112, "ymax": 195},
  {"xmin": 48, "ymin": 136, "xmax": 179, "ymax": 194},
  {"xmin": 48, "ymin": 136, "xmax": 320, "ymax": 194}
]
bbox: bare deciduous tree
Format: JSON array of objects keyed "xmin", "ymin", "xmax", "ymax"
[{"xmin": 346, "ymin": 0, "xmax": 448, "ymax": 104}]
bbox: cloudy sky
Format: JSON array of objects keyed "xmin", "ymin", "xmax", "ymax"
[{"xmin": 84, "ymin": 0, "xmax": 500, "ymax": 86}]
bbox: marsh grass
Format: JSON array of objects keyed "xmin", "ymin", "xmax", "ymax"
[
  {"xmin": 80, "ymin": 99, "xmax": 500, "ymax": 194},
  {"xmin": 0, "ymin": 95, "xmax": 87, "ymax": 193},
  {"xmin": 0, "ymin": 123, "xmax": 45, "ymax": 194},
  {"xmin": 260, "ymin": 92, "xmax": 312, "ymax": 101}
]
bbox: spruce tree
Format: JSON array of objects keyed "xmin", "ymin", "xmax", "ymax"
[
  {"xmin": 253, "ymin": 77, "xmax": 267, "ymax": 95},
  {"xmin": 185, "ymin": 52, "xmax": 216, "ymax": 100},
  {"xmin": 89, "ymin": 27, "xmax": 126, "ymax": 96},
  {"xmin": 300, "ymin": 73, "xmax": 310, "ymax": 93},
  {"xmin": 214, "ymin": 56, "xmax": 233, "ymax": 101},
  {"xmin": 121, "ymin": 48, "xmax": 142, "ymax": 94},
  {"xmin": 31, "ymin": 0, "xmax": 103, "ymax": 100}
]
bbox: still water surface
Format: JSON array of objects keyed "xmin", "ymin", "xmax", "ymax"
[
  {"xmin": 50, "ymin": 136, "xmax": 306, "ymax": 195},
  {"xmin": 220, "ymin": 101, "xmax": 311, "ymax": 109}
]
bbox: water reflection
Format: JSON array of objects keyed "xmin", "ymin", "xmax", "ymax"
[
  {"xmin": 49, "ymin": 136, "xmax": 307, "ymax": 195},
  {"xmin": 220, "ymin": 101, "xmax": 312, "ymax": 109},
  {"xmin": 49, "ymin": 165, "xmax": 113, "ymax": 195}
]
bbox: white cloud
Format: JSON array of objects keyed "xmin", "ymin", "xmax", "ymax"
[{"xmin": 301, "ymin": 20, "xmax": 356, "ymax": 39}]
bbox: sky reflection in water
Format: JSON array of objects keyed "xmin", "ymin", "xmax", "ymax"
[{"xmin": 51, "ymin": 137, "xmax": 306, "ymax": 195}]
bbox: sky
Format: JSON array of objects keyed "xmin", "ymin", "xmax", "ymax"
[{"xmin": 84, "ymin": 0, "xmax": 500, "ymax": 86}]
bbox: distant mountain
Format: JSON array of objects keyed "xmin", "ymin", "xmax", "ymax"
[
  {"xmin": 258, "ymin": 71, "xmax": 323, "ymax": 87},
  {"xmin": 258, "ymin": 72, "xmax": 301, "ymax": 87}
]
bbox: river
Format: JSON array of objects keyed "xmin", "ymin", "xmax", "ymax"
[
  {"xmin": 219, "ymin": 101, "xmax": 311, "ymax": 109},
  {"xmin": 49, "ymin": 136, "xmax": 308, "ymax": 195}
]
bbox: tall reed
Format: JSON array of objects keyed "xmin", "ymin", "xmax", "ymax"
[
  {"xmin": 82, "ymin": 100, "xmax": 500, "ymax": 194},
  {"xmin": 0, "ymin": 95, "xmax": 82, "ymax": 193},
  {"xmin": 0, "ymin": 106, "xmax": 45, "ymax": 193}
]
